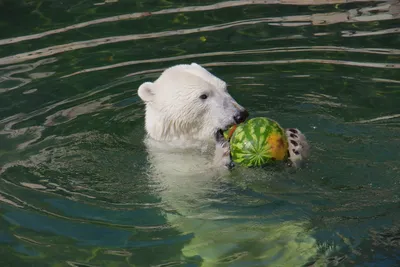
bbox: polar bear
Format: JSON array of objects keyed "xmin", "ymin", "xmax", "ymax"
[{"xmin": 137, "ymin": 63, "xmax": 327, "ymax": 266}]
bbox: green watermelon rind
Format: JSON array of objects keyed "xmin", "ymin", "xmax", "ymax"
[{"xmin": 229, "ymin": 117, "xmax": 288, "ymax": 167}]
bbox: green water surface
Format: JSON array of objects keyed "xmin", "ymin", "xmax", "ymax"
[{"xmin": 0, "ymin": 0, "xmax": 399, "ymax": 266}]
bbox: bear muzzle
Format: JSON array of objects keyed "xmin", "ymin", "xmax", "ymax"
[{"xmin": 233, "ymin": 109, "xmax": 249, "ymax": 124}]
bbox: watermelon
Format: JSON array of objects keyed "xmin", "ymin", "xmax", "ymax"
[{"xmin": 224, "ymin": 117, "xmax": 289, "ymax": 167}]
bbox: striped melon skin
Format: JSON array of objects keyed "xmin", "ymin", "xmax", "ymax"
[{"xmin": 228, "ymin": 117, "xmax": 289, "ymax": 167}]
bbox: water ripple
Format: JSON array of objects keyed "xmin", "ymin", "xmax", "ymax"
[
  {"xmin": 0, "ymin": 1, "xmax": 398, "ymax": 66},
  {"xmin": 0, "ymin": 0, "xmax": 390, "ymax": 47},
  {"xmin": 62, "ymin": 46, "xmax": 400, "ymax": 78},
  {"xmin": 200, "ymin": 59, "xmax": 400, "ymax": 68},
  {"xmin": 0, "ymin": 0, "xmax": 399, "ymax": 265},
  {"xmin": 0, "ymin": 58, "xmax": 57, "ymax": 93}
]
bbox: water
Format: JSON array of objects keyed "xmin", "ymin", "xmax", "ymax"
[{"xmin": 0, "ymin": 0, "xmax": 399, "ymax": 266}]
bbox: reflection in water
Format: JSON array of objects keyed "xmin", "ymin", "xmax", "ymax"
[
  {"xmin": 198, "ymin": 59, "xmax": 400, "ymax": 68},
  {"xmin": 0, "ymin": 58, "xmax": 57, "ymax": 93},
  {"xmin": 63, "ymin": 45, "xmax": 400, "ymax": 78},
  {"xmin": 353, "ymin": 114, "xmax": 400, "ymax": 123},
  {"xmin": 0, "ymin": 0, "xmax": 392, "ymax": 47},
  {"xmin": 0, "ymin": 0, "xmax": 399, "ymax": 266},
  {"xmin": 0, "ymin": 1, "xmax": 398, "ymax": 66}
]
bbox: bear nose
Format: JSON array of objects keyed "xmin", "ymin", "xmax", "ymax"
[{"xmin": 233, "ymin": 109, "xmax": 249, "ymax": 124}]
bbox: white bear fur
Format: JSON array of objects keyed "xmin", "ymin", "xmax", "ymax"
[
  {"xmin": 139, "ymin": 63, "xmax": 245, "ymax": 143},
  {"xmin": 137, "ymin": 63, "xmax": 328, "ymax": 266}
]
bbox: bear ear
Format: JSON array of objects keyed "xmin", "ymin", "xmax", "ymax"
[
  {"xmin": 190, "ymin": 62, "xmax": 201, "ymax": 68},
  {"xmin": 138, "ymin": 82, "xmax": 155, "ymax": 102}
]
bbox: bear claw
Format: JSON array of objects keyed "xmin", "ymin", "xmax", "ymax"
[
  {"xmin": 214, "ymin": 130, "xmax": 232, "ymax": 168},
  {"xmin": 285, "ymin": 128, "xmax": 309, "ymax": 168}
]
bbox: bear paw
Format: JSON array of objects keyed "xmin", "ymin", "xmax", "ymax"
[
  {"xmin": 214, "ymin": 130, "xmax": 234, "ymax": 169},
  {"xmin": 286, "ymin": 128, "xmax": 310, "ymax": 168}
]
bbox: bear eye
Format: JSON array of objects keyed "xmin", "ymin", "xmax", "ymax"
[{"xmin": 199, "ymin": 94, "xmax": 208, "ymax": 100}]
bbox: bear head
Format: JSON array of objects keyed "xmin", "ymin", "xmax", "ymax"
[{"xmin": 138, "ymin": 63, "xmax": 248, "ymax": 142}]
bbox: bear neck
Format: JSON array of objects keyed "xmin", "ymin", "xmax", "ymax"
[{"xmin": 144, "ymin": 105, "xmax": 209, "ymax": 144}]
